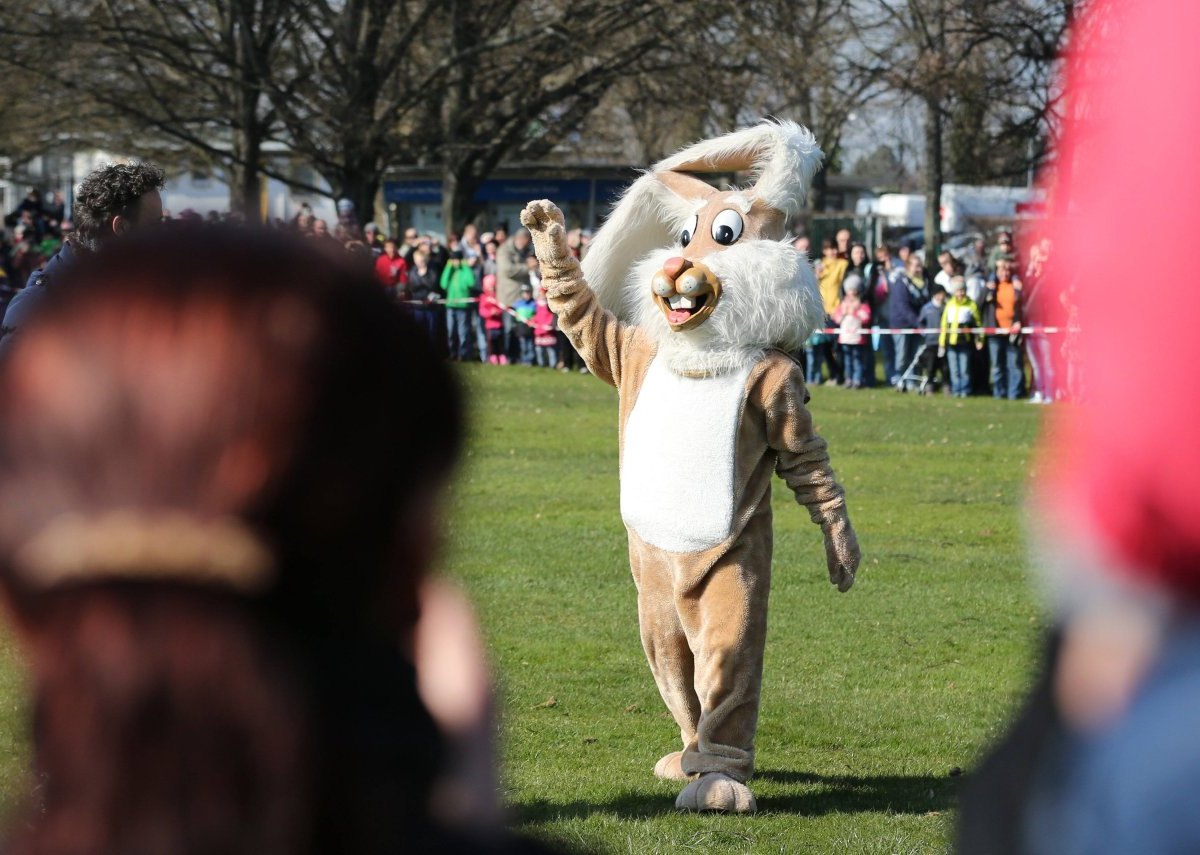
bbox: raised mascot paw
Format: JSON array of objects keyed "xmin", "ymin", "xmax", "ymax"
[
  {"xmin": 653, "ymin": 751, "xmax": 690, "ymax": 781},
  {"xmin": 822, "ymin": 510, "xmax": 861, "ymax": 593},
  {"xmin": 675, "ymin": 772, "xmax": 757, "ymax": 814},
  {"xmin": 520, "ymin": 199, "xmax": 571, "ymax": 267}
]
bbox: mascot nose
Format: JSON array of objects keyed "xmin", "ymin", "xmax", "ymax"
[{"xmin": 662, "ymin": 256, "xmax": 690, "ymax": 280}]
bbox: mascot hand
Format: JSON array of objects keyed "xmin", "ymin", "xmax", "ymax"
[
  {"xmin": 820, "ymin": 510, "xmax": 861, "ymax": 593},
  {"xmin": 520, "ymin": 200, "xmax": 574, "ymax": 269}
]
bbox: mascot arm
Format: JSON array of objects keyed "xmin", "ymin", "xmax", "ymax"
[
  {"xmin": 766, "ymin": 367, "xmax": 862, "ymax": 593},
  {"xmin": 521, "ymin": 200, "xmax": 634, "ymax": 388}
]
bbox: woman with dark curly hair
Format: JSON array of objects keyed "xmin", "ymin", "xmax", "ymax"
[{"xmin": 0, "ymin": 228, "xmax": 555, "ymax": 855}]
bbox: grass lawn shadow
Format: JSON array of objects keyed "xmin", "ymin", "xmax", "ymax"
[
  {"xmin": 514, "ymin": 789, "xmax": 678, "ymax": 823},
  {"xmin": 754, "ymin": 769, "xmax": 958, "ymax": 815},
  {"xmin": 512, "ymin": 773, "xmax": 957, "ymax": 824}
]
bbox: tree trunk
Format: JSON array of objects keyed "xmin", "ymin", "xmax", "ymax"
[
  {"xmin": 798, "ymin": 86, "xmax": 827, "ymax": 213},
  {"xmin": 440, "ymin": 0, "xmax": 471, "ymax": 237},
  {"xmin": 441, "ymin": 170, "xmax": 462, "ymax": 239},
  {"xmin": 922, "ymin": 93, "xmax": 943, "ymax": 269},
  {"xmin": 228, "ymin": 130, "xmax": 261, "ymax": 222},
  {"xmin": 230, "ymin": 4, "xmax": 262, "ymax": 224},
  {"xmin": 442, "ymin": 167, "xmax": 486, "ymax": 237},
  {"xmin": 810, "ymin": 164, "xmax": 828, "ymax": 213}
]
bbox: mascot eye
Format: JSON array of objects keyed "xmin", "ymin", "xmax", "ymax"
[
  {"xmin": 711, "ymin": 209, "xmax": 744, "ymax": 245},
  {"xmin": 681, "ymin": 215, "xmax": 698, "ymax": 247}
]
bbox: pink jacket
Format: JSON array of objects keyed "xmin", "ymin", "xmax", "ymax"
[
  {"xmin": 833, "ymin": 297, "xmax": 871, "ymax": 346},
  {"xmin": 479, "ymin": 292, "xmax": 503, "ymax": 331}
]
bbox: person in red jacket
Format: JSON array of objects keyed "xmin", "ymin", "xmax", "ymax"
[{"xmin": 375, "ymin": 238, "xmax": 409, "ymax": 298}]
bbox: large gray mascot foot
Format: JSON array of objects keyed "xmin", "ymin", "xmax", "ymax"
[
  {"xmin": 653, "ymin": 751, "xmax": 690, "ymax": 781},
  {"xmin": 675, "ymin": 772, "xmax": 757, "ymax": 813}
]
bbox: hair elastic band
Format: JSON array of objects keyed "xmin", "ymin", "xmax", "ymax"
[{"xmin": 11, "ymin": 511, "xmax": 275, "ymax": 593}]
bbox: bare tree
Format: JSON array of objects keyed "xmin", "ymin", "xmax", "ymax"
[
  {"xmin": 850, "ymin": 0, "xmax": 1073, "ymax": 263},
  {"xmin": 259, "ymin": 0, "xmax": 442, "ymax": 219},
  {"xmin": 0, "ymin": 0, "xmax": 303, "ymax": 219},
  {"xmin": 0, "ymin": 0, "xmax": 1074, "ymax": 234},
  {"xmin": 255, "ymin": 0, "xmax": 672, "ymax": 228},
  {"xmin": 431, "ymin": 0, "xmax": 675, "ymax": 230},
  {"xmin": 720, "ymin": 0, "xmax": 885, "ymax": 207}
]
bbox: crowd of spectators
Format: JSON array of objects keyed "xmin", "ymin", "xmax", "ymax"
[
  {"xmin": 0, "ymin": 188, "xmax": 594, "ymax": 371},
  {"xmin": 342, "ymin": 216, "xmax": 593, "ymax": 371},
  {"xmin": 802, "ymin": 226, "xmax": 1075, "ymax": 403},
  {"xmin": 4, "ymin": 177, "xmax": 1076, "ymax": 399},
  {"xmin": 1, "ymin": 189, "xmax": 68, "ymax": 294}
]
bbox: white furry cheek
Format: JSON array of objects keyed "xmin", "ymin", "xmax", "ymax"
[
  {"xmin": 622, "ymin": 239, "xmax": 822, "ymax": 363},
  {"xmin": 626, "ymin": 246, "xmax": 679, "ymax": 333},
  {"xmin": 700, "ymin": 240, "xmax": 823, "ymax": 353}
]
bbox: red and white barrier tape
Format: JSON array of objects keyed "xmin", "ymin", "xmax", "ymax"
[
  {"xmin": 817, "ymin": 325, "xmax": 1073, "ymax": 336},
  {"xmin": 397, "ymin": 296, "xmax": 482, "ymax": 306},
  {"xmin": 400, "ymin": 296, "xmax": 542, "ymax": 328},
  {"xmin": 394, "ymin": 298, "xmax": 1073, "ymax": 337}
]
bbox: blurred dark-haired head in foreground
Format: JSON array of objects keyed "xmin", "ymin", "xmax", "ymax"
[{"xmin": 0, "ymin": 227, "xmax": 515, "ymax": 854}]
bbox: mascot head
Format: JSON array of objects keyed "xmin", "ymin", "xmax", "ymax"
[{"xmin": 582, "ymin": 120, "xmax": 826, "ymax": 375}]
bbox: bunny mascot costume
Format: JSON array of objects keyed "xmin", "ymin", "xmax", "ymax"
[{"xmin": 520, "ymin": 120, "xmax": 861, "ymax": 814}]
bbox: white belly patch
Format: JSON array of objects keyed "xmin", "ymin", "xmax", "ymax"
[{"xmin": 620, "ymin": 356, "xmax": 752, "ymax": 553}]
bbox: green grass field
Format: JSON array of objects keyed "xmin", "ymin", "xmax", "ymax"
[
  {"xmin": 447, "ymin": 364, "xmax": 1047, "ymax": 854},
  {"xmin": 0, "ymin": 363, "xmax": 1045, "ymax": 853}
]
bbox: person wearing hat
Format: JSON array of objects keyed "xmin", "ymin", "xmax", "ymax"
[
  {"xmin": 335, "ymin": 197, "xmax": 358, "ymax": 235},
  {"xmin": 938, "ymin": 275, "xmax": 982, "ymax": 398},
  {"xmin": 916, "ymin": 285, "xmax": 948, "ymax": 394},
  {"xmin": 363, "ymin": 222, "xmax": 383, "ymax": 254},
  {"xmin": 832, "ymin": 273, "xmax": 871, "ymax": 388}
]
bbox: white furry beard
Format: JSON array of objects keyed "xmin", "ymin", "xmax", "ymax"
[{"xmin": 627, "ymin": 240, "xmax": 826, "ymax": 376}]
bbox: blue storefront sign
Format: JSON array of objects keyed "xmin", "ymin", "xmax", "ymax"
[{"xmin": 384, "ymin": 177, "xmax": 627, "ymax": 206}]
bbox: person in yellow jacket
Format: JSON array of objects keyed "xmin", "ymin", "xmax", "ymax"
[
  {"xmin": 939, "ymin": 276, "xmax": 982, "ymax": 397},
  {"xmin": 815, "ymin": 238, "xmax": 849, "ymax": 384}
]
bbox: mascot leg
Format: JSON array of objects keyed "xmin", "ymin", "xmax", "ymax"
[
  {"xmin": 674, "ymin": 544, "xmax": 770, "ymax": 813},
  {"xmin": 631, "ymin": 541, "xmax": 702, "ymax": 781}
]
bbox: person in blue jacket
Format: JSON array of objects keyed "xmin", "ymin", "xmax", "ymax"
[{"xmin": 887, "ymin": 253, "xmax": 928, "ymax": 390}]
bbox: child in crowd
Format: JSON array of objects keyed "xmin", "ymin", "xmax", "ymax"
[
  {"xmin": 513, "ymin": 283, "xmax": 537, "ymax": 365},
  {"xmin": 917, "ymin": 285, "xmax": 948, "ymax": 394},
  {"xmin": 832, "ymin": 275, "xmax": 871, "ymax": 388},
  {"xmin": 478, "ymin": 274, "xmax": 506, "ymax": 364},
  {"xmin": 532, "ymin": 286, "xmax": 557, "ymax": 368},
  {"xmin": 804, "ymin": 327, "xmax": 832, "ymax": 386},
  {"xmin": 939, "ymin": 276, "xmax": 982, "ymax": 397}
]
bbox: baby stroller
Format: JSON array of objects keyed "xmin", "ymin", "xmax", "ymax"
[{"xmin": 899, "ymin": 341, "xmax": 934, "ymax": 394}]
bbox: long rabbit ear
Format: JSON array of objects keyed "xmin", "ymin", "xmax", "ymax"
[
  {"xmin": 580, "ymin": 120, "xmax": 822, "ymax": 318},
  {"xmin": 580, "ymin": 171, "xmax": 701, "ymax": 318},
  {"xmin": 654, "ymin": 119, "xmax": 823, "ymax": 219}
]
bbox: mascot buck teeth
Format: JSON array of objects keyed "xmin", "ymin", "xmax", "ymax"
[{"xmin": 520, "ymin": 120, "xmax": 861, "ymax": 814}]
